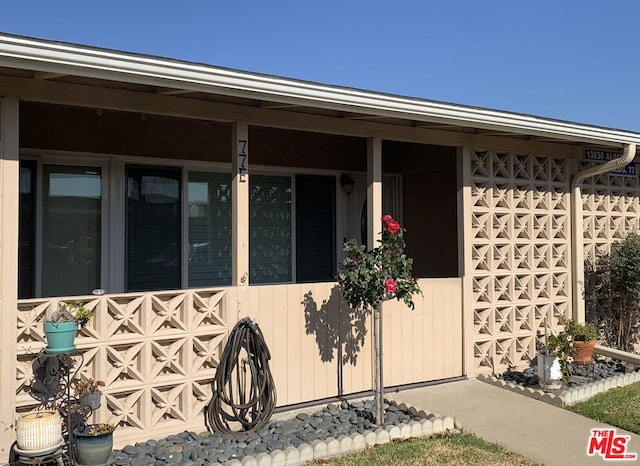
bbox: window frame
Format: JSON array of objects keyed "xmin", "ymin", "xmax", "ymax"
[
  {"xmin": 19, "ymin": 154, "xmax": 109, "ymax": 298},
  {"xmin": 18, "ymin": 149, "xmax": 400, "ymax": 295}
]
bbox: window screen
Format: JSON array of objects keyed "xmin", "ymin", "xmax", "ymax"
[
  {"xmin": 188, "ymin": 172, "xmax": 232, "ymax": 287},
  {"xmin": 249, "ymin": 175, "xmax": 291, "ymax": 284}
]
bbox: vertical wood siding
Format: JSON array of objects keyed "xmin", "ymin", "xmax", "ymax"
[
  {"xmin": 382, "ymin": 278, "xmax": 463, "ymax": 386},
  {"xmin": 244, "ymin": 279, "xmax": 463, "ymax": 406}
]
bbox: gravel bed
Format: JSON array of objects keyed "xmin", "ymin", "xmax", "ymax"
[
  {"xmin": 500, "ymin": 359, "xmax": 625, "ymax": 389},
  {"xmin": 113, "ymin": 399, "xmax": 424, "ymax": 466}
]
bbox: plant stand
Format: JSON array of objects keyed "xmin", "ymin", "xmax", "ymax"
[{"xmin": 15, "ymin": 349, "xmax": 93, "ymax": 466}]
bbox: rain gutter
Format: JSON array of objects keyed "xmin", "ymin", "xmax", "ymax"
[{"xmin": 571, "ymin": 143, "xmax": 637, "ymax": 322}]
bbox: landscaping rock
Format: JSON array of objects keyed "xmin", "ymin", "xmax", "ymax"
[{"xmin": 114, "ymin": 399, "xmax": 432, "ymax": 465}]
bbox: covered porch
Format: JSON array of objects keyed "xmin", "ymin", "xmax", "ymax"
[{"xmin": 4, "ymin": 93, "xmax": 463, "ymax": 449}]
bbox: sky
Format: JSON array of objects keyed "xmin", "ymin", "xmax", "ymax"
[{"xmin": 0, "ymin": 1, "xmax": 638, "ymax": 131}]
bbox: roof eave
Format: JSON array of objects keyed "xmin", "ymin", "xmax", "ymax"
[{"xmin": 1, "ymin": 34, "xmax": 639, "ymax": 148}]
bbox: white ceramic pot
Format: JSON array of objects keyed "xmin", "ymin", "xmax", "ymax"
[
  {"xmin": 537, "ymin": 353, "xmax": 563, "ymax": 390},
  {"xmin": 16, "ymin": 409, "xmax": 63, "ymax": 451}
]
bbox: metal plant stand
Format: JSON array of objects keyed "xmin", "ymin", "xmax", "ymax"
[{"xmin": 14, "ymin": 350, "xmax": 92, "ymax": 466}]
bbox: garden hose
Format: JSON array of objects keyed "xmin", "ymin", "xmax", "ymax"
[{"xmin": 205, "ymin": 317, "xmax": 276, "ymax": 433}]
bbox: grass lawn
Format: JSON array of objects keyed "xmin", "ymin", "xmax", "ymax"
[
  {"xmin": 569, "ymin": 381, "xmax": 640, "ymax": 434},
  {"xmin": 307, "ymin": 432, "xmax": 540, "ymax": 466}
]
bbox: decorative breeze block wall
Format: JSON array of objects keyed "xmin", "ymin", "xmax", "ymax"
[
  {"xmin": 581, "ymin": 161, "xmax": 640, "ymax": 261},
  {"xmin": 469, "ymin": 149, "xmax": 571, "ymax": 375},
  {"xmin": 16, "ymin": 289, "xmax": 227, "ymax": 443}
]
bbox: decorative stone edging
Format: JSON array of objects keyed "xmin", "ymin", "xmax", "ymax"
[
  {"xmin": 478, "ymin": 371, "xmax": 640, "ymax": 407},
  {"xmin": 220, "ymin": 416, "xmax": 455, "ymax": 466},
  {"xmin": 216, "ymin": 403, "xmax": 456, "ymax": 466}
]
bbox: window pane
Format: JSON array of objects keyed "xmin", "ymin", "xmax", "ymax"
[
  {"xmin": 41, "ymin": 166, "xmax": 101, "ymax": 297},
  {"xmin": 250, "ymin": 175, "xmax": 291, "ymax": 284},
  {"xmin": 188, "ymin": 172, "xmax": 232, "ymax": 287},
  {"xmin": 126, "ymin": 166, "xmax": 181, "ymax": 291},
  {"xmin": 296, "ymin": 175, "xmax": 336, "ymax": 282},
  {"xmin": 18, "ymin": 161, "xmax": 35, "ymax": 298}
]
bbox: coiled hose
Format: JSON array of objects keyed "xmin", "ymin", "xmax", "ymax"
[{"xmin": 205, "ymin": 317, "xmax": 277, "ymax": 433}]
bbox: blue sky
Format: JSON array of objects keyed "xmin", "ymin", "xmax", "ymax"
[{"xmin": 1, "ymin": 1, "xmax": 638, "ymax": 131}]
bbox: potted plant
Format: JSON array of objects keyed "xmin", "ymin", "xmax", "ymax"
[
  {"xmin": 73, "ymin": 422, "xmax": 115, "ymax": 466},
  {"xmin": 562, "ymin": 316, "xmax": 598, "ymax": 364},
  {"xmin": 538, "ymin": 314, "xmax": 599, "ymax": 388},
  {"xmin": 539, "ymin": 332, "xmax": 572, "ymax": 389},
  {"xmin": 43, "ymin": 300, "xmax": 94, "ymax": 354},
  {"xmin": 74, "ymin": 378, "xmax": 105, "ymax": 410}
]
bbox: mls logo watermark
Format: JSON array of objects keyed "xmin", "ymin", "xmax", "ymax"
[{"xmin": 587, "ymin": 429, "xmax": 637, "ymax": 461}]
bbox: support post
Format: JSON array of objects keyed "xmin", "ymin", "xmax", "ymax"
[
  {"xmin": 367, "ymin": 137, "xmax": 382, "ymax": 249},
  {"xmin": 0, "ymin": 96, "xmax": 20, "ymax": 463},
  {"xmin": 232, "ymin": 120, "xmax": 249, "ymax": 319}
]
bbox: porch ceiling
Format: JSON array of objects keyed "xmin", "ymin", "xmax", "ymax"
[{"xmin": 0, "ymin": 33, "xmax": 639, "ymax": 149}]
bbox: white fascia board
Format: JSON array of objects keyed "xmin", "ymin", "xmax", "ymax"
[{"xmin": 1, "ymin": 34, "xmax": 639, "ymax": 147}]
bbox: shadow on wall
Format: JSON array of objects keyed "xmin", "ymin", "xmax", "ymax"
[{"xmin": 302, "ymin": 287, "xmax": 370, "ymax": 367}]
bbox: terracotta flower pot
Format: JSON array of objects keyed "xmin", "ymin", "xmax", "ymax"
[{"xmin": 573, "ymin": 340, "xmax": 596, "ymax": 364}]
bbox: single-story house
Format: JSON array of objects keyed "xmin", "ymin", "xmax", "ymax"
[{"xmin": 1, "ymin": 33, "xmax": 639, "ymax": 459}]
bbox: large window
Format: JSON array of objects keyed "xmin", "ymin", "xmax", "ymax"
[
  {"xmin": 42, "ymin": 166, "xmax": 102, "ymax": 297},
  {"xmin": 18, "ymin": 158, "xmax": 338, "ymax": 296},
  {"xmin": 249, "ymin": 174, "xmax": 336, "ymax": 284},
  {"xmin": 19, "ymin": 161, "xmax": 233, "ymax": 298},
  {"xmin": 18, "ymin": 162, "xmax": 102, "ymax": 298},
  {"xmin": 126, "ymin": 166, "xmax": 181, "ymax": 292},
  {"xmin": 295, "ymin": 175, "xmax": 336, "ymax": 283}
]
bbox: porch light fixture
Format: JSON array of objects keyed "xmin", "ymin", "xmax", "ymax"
[{"xmin": 340, "ymin": 173, "xmax": 355, "ymax": 195}]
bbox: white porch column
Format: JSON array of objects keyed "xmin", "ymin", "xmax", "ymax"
[
  {"xmin": 367, "ymin": 137, "xmax": 382, "ymax": 248},
  {"xmin": 232, "ymin": 121, "xmax": 249, "ymax": 318},
  {"xmin": 0, "ymin": 96, "xmax": 19, "ymax": 461}
]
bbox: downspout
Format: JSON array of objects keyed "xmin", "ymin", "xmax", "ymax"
[{"xmin": 571, "ymin": 143, "xmax": 636, "ymax": 323}]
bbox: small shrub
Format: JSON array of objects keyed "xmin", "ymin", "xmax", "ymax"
[{"xmin": 585, "ymin": 233, "xmax": 640, "ymax": 351}]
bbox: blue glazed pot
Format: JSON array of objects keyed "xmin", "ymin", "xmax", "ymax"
[
  {"xmin": 43, "ymin": 320, "xmax": 78, "ymax": 354},
  {"xmin": 74, "ymin": 425, "xmax": 113, "ymax": 466}
]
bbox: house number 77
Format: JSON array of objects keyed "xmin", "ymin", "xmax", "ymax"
[{"xmin": 237, "ymin": 139, "xmax": 248, "ymax": 178}]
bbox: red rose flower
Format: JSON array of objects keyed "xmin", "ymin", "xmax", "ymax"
[
  {"xmin": 381, "ymin": 214, "xmax": 393, "ymax": 224},
  {"xmin": 384, "ymin": 278, "xmax": 397, "ymax": 293},
  {"xmin": 386, "ymin": 220, "xmax": 400, "ymax": 234}
]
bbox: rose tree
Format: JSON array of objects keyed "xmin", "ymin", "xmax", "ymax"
[{"xmin": 337, "ymin": 215, "xmax": 421, "ymax": 423}]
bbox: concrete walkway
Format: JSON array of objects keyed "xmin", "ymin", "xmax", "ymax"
[{"xmin": 388, "ymin": 378, "xmax": 640, "ymax": 466}]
